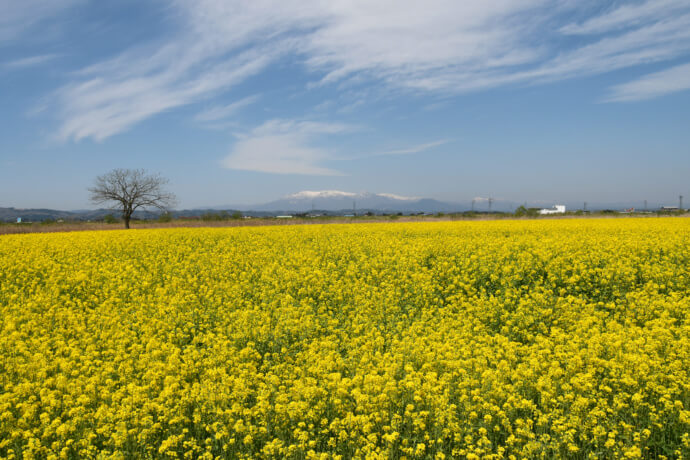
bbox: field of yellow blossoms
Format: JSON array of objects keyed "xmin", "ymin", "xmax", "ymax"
[{"xmin": 1, "ymin": 218, "xmax": 689, "ymax": 459}]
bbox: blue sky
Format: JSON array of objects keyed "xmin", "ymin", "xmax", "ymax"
[{"xmin": 1, "ymin": 0, "xmax": 690, "ymax": 209}]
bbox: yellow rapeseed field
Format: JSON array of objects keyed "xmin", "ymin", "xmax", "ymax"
[{"xmin": 1, "ymin": 218, "xmax": 689, "ymax": 459}]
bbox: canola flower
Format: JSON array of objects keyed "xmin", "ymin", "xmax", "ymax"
[{"xmin": 0, "ymin": 218, "xmax": 689, "ymax": 459}]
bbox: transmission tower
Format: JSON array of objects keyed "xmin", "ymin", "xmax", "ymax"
[{"xmin": 488, "ymin": 197, "xmax": 493, "ymax": 213}]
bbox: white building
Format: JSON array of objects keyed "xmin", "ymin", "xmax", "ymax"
[{"xmin": 539, "ymin": 205, "xmax": 566, "ymax": 215}]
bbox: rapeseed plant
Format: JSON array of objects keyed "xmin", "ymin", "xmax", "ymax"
[{"xmin": 0, "ymin": 219, "xmax": 688, "ymax": 458}]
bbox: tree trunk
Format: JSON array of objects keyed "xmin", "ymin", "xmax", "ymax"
[{"xmin": 124, "ymin": 214, "xmax": 131, "ymax": 229}]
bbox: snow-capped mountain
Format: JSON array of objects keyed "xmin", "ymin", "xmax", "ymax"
[
  {"xmin": 284, "ymin": 190, "xmax": 421, "ymax": 201},
  {"xmin": 285, "ymin": 190, "xmax": 358, "ymax": 200},
  {"xmin": 247, "ymin": 190, "xmax": 458, "ymax": 213}
]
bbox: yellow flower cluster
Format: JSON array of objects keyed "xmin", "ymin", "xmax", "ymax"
[{"xmin": 1, "ymin": 218, "xmax": 689, "ymax": 459}]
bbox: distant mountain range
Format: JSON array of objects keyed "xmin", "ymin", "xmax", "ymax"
[
  {"xmin": 0, "ymin": 191, "xmax": 490, "ymax": 222},
  {"xmin": 231, "ymin": 191, "xmax": 465, "ymax": 214},
  {"xmin": 206, "ymin": 191, "xmax": 679, "ymax": 215},
  {"xmin": 0, "ymin": 190, "xmax": 672, "ymax": 222}
]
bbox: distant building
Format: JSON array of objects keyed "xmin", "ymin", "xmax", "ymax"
[
  {"xmin": 276, "ymin": 215, "xmax": 293, "ymax": 219},
  {"xmin": 660, "ymin": 206, "xmax": 679, "ymax": 211},
  {"xmin": 539, "ymin": 205, "xmax": 566, "ymax": 215}
]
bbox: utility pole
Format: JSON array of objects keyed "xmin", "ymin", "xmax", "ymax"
[
  {"xmin": 353, "ymin": 200, "xmax": 356, "ymax": 217},
  {"xmin": 471, "ymin": 199, "xmax": 475, "ymax": 212},
  {"xmin": 644, "ymin": 200, "xmax": 648, "ymax": 212},
  {"xmin": 488, "ymin": 197, "xmax": 493, "ymax": 213},
  {"xmin": 680, "ymin": 195, "xmax": 684, "ymax": 211},
  {"xmin": 584, "ymin": 202, "xmax": 587, "ymax": 212}
]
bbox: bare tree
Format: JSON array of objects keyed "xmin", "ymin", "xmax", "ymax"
[{"xmin": 89, "ymin": 169, "xmax": 177, "ymax": 229}]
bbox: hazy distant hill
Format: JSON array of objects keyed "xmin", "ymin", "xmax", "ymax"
[
  {"xmin": 0, "ymin": 208, "xmax": 75, "ymax": 222},
  {"xmin": 1, "ymin": 191, "xmax": 464, "ymax": 222},
  {"xmin": 2, "ymin": 192, "xmax": 658, "ymax": 222},
  {"xmin": 0, "ymin": 208, "xmax": 158, "ymax": 223}
]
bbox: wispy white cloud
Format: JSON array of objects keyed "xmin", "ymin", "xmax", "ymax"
[
  {"xmin": 57, "ymin": 49, "xmax": 272, "ymax": 141},
  {"xmin": 560, "ymin": 0, "xmax": 689, "ymax": 35},
  {"xmin": 47, "ymin": 0, "xmax": 690, "ymax": 140},
  {"xmin": 250, "ymin": 119, "xmax": 353, "ymax": 137},
  {"xmin": 605, "ymin": 62, "xmax": 690, "ymax": 101},
  {"xmin": 222, "ymin": 119, "xmax": 350, "ymax": 175},
  {"xmin": 376, "ymin": 140, "xmax": 449, "ymax": 156},
  {"xmin": 399, "ymin": 9, "xmax": 690, "ymax": 91},
  {"xmin": 0, "ymin": 0, "xmax": 82, "ymax": 42},
  {"xmin": 332, "ymin": 138, "xmax": 449, "ymax": 162},
  {"xmin": 3, "ymin": 54, "xmax": 59, "ymax": 69},
  {"xmin": 195, "ymin": 95, "xmax": 260, "ymax": 122},
  {"xmin": 534, "ymin": 12, "xmax": 690, "ymax": 81}
]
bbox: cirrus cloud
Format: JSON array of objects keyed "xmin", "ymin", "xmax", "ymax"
[
  {"xmin": 221, "ymin": 119, "xmax": 352, "ymax": 175},
  {"xmin": 40, "ymin": 0, "xmax": 690, "ymax": 141},
  {"xmin": 605, "ymin": 62, "xmax": 690, "ymax": 101}
]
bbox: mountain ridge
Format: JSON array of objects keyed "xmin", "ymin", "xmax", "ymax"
[
  {"xmin": 241, "ymin": 191, "xmax": 458, "ymax": 213},
  {"xmin": 2, "ymin": 190, "xmax": 666, "ymax": 222}
]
